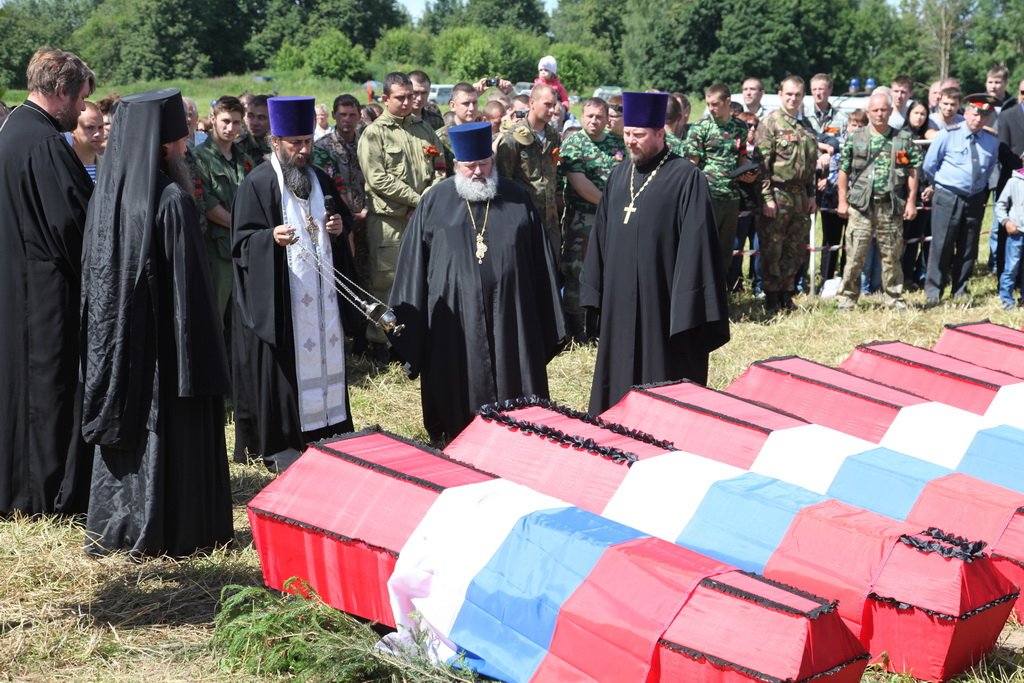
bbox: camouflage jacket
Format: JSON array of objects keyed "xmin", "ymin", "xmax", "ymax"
[
  {"xmin": 840, "ymin": 126, "xmax": 921, "ymax": 214},
  {"xmin": 755, "ymin": 109, "xmax": 819, "ymax": 202},
  {"xmin": 191, "ymin": 137, "xmax": 251, "ymax": 215},
  {"xmin": 314, "ymin": 129, "xmax": 366, "ymax": 213},
  {"xmin": 239, "ymin": 130, "xmax": 271, "ymax": 167},
  {"xmin": 682, "ymin": 115, "xmax": 748, "ymax": 200},
  {"xmin": 356, "ymin": 111, "xmax": 444, "ymax": 217},
  {"xmin": 495, "ymin": 119, "xmax": 561, "ymax": 229},
  {"xmin": 558, "ymin": 131, "xmax": 625, "ymax": 212}
]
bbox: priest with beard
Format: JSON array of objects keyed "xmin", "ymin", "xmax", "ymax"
[
  {"xmin": 389, "ymin": 121, "xmax": 565, "ymax": 443},
  {"xmin": 231, "ymin": 97, "xmax": 358, "ymax": 470},
  {"xmin": 0, "ymin": 48, "xmax": 95, "ymax": 517},
  {"xmin": 80, "ymin": 88, "xmax": 233, "ymax": 556},
  {"xmin": 581, "ymin": 91, "xmax": 730, "ymax": 415}
]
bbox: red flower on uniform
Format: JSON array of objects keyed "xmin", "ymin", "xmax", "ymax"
[
  {"xmin": 552, "ymin": 146, "xmax": 561, "ymax": 164},
  {"xmin": 244, "ymin": 159, "xmax": 253, "ymax": 174},
  {"xmin": 895, "ymin": 149, "xmax": 910, "ymax": 166},
  {"xmin": 424, "ymin": 145, "xmax": 439, "ymax": 157}
]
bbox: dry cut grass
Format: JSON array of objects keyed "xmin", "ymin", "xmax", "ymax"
[{"xmin": 3, "ymin": 267, "xmax": 1024, "ymax": 681}]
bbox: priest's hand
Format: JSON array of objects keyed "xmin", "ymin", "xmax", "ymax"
[
  {"xmin": 325, "ymin": 213, "xmax": 344, "ymax": 237},
  {"xmin": 763, "ymin": 201, "xmax": 777, "ymax": 219},
  {"xmin": 273, "ymin": 224, "xmax": 297, "ymax": 246}
]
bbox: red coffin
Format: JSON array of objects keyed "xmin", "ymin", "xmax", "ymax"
[
  {"xmin": 249, "ymin": 427, "xmax": 870, "ymax": 682},
  {"xmin": 600, "ymin": 381, "xmax": 807, "ymax": 469},
  {"xmin": 726, "ymin": 356, "xmax": 926, "ymax": 442},
  {"xmin": 841, "ymin": 340, "xmax": 1022, "ymax": 415},
  {"xmin": 448, "ymin": 400, "xmax": 1019, "ymax": 682},
  {"xmin": 934, "ymin": 321, "xmax": 1024, "ymax": 379},
  {"xmin": 247, "ymin": 429, "xmax": 493, "ymax": 626}
]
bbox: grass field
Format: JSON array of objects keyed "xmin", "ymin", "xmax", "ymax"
[{"xmin": 4, "ymin": 264, "xmax": 1024, "ymax": 681}]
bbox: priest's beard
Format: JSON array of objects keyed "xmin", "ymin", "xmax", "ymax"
[
  {"xmin": 161, "ymin": 153, "xmax": 195, "ymax": 203},
  {"xmin": 280, "ymin": 150, "xmax": 312, "ymax": 199},
  {"xmin": 454, "ymin": 166, "xmax": 499, "ymax": 202}
]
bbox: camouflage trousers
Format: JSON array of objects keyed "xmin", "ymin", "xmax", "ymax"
[
  {"xmin": 757, "ymin": 188, "xmax": 809, "ymax": 292},
  {"xmin": 559, "ymin": 208, "xmax": 596, "ymax": 336},
  {"xmin": 837, "ymin": 202, "xmax": 904, "ymax": 306},
  {"xmin": 366, "ymin": 212, "xmax": 407, "ymax": 343}
]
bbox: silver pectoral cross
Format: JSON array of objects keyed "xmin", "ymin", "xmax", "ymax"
[{"xmin": 623, "ymin": 203, "xmax": 637, "ymax": 224}]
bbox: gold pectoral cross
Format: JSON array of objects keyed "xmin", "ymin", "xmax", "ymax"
[
  {"xmin": 623, "ymin": 203, "xmax": 637, "ymax": 224},
  {"xmin": 475, "ymin": 234, "xmax": 488, "ymax": 263}
]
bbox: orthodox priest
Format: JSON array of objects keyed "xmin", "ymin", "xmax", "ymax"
[
  {"xmin": 581, "ymin": 91, "xmax": 730, "ymax": 415},
  {"xmin": 232, "ymin": 97, "xmax": 358, "ymax": 470},
  {"xmin": 80, "ymin": 88, "xmax": 233, "ymax": 556},
  {"xmin": 389, "ymin": 122, "xmax": 565, "ymax": 442},
  {"xmin": 0, "ymin": 48, "xmax": 95, "ymax": 516}
]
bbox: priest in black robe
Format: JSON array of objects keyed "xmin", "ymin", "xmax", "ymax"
[
  {"xmin": 389, "ymin": 121, "xmax": 565, "ymax": 443},
  {"xmin": 231, "ymin": 97, "xmax": 358, "ymax": 471},
  {"xmin": 0, "ymin": 48, "xmax": 95, "ymax": 516},
  {"xmin": 80, "ymin": 88, "xmax": 233, "ymax": 556},
  {"xmin": 582, "ymin": 92, "xmax": 730, "ymax": 415}
]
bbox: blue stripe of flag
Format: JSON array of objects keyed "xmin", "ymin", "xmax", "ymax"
[
  {"xmin": 676, "ymin": 473, "xmax": 826, "ymax": 573},
  {"xmin": 828, "ymin": 448, "xmax": 951, "ymax": 520},
  {"xmin": 448, "ymin": 506, "xmax": 645, "ymax": 682},
  {"xmin": 957, "ymin": 426, "xmax": 1024, "ymax": 493}
]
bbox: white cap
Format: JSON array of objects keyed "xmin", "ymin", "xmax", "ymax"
[{"xmin": 538, "ymin": 56, "xmax": 557, "ymax": 75}]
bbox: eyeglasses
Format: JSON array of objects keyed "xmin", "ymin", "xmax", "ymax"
[
  {"xmin": 609, "ymin": 105, "xmax": 623, "ymax": 113},
  {"xmin": 746, "ymin": 123, "xmax": 758, "ymax": 129}
]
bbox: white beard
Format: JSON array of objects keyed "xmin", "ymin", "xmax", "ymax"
[{"xmin": 454, "ymin": 166, "xmax": 499, "ymax": 202}]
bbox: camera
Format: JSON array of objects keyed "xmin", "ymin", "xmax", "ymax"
[
  {"xmin": 484, "ymin": 77, "xmax": 499, "ymax": 87},
  {"xmin": 514, "ymin": 110, "xmax": 527, "ymax": 119}
]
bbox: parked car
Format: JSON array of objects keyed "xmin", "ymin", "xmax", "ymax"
[
  {"xmin": 593, "ymin": 86, "xmax": 623, "ymax": 100},
  {"xmin": 429, "ymin": 84, "xmax": 454, "ymax": 104},
  {"xmin": 513, "ymin": 82, "xmax": 534, "ymax": 96}
]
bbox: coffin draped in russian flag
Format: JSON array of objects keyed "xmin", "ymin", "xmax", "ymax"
[
  {"xmin": 934, "ymin": 321, "xmax": 1024, "ymax": 378},
  {"xmin": 726, "ymin": 356, "xmax": 1024, "ymax": 492},
  {"xmin": 840, "ymin": 340, "xmax": 1024, "ymax": 423},
  {"xmin": 249, "ymin": 427, "xmax": 869, "ymax": 682},
  {"xmin": 601, "ymin": 380, "xmax": 1024, "ymax": 620},
  {"xmin": 446, "ymin": 400, "xmax": 1018, "ymax": 681}
]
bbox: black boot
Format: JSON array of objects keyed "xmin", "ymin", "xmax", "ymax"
[
  {"xmin": 780, "ymin": 290, "xmax": 795, "ymax": 311},
  {"xmin": 764, "ymin": 291, "xmax": 780, "ymax": 314}
]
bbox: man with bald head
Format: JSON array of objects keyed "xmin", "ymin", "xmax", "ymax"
[
  {"xmin": 496, "ymin": 83, "xmax": 561, "ymax": 255},
  {"xmin": 835, "ymin": 91, "xmax": 920, "ymax": 312}
]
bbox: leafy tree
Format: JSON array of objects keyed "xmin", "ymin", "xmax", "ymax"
[
  {"xmin": 462, "ymin": 0, "xmax": 548, "ymax": 33},
  {"xmin": 71, "ymin": 0, "xmax": 211, "ymax": 84},
  {"xmin": 306, "ymin": 29, "xmax": 368, "ymax": 81},
  {"xmin": 246, "ymin": 0, "xmax": 315, "ymax": 69},
  {"xmin": 420, "ymin": 0, "xmax": 465, "ymax": 32},
  {"xmin": 622, "ymin": 0, "xmax": 716, "ymax": 91},
  {"xmin": 954, "ymin": 0, "xmax": 1024, "ymax": 90},
  {"xmin": 549, "ymin": 43, "xmax": 612, "ymax": 91},
  {"xmin": 0, "ymin": 0, "xmax": 99, "ymax": 88},
  {"xmin": 439, "ymin": 25, "xmax": 546, "ymax": 82},
  {"xmin": 371, "ymin": 27, "xmax": 434, "ymax": 67},
  {"xmin": 311, "ymin": 0, "xmax": 409, "ymax": 55},
  {"xmin": 550, "ymin": 0, "xmax": 623, "ymax": 70},
  {"xmin": 274, "ymin": 43, "xmax": 305, "ymax": 72}
]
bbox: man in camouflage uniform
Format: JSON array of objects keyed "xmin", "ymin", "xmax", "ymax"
[
  {"xmin": 357, "ymin": 72, "xmax": 444, "ymax": 351},
  {"xmin": 835, "ymin": 91, "xmax": 920, "ymax": 312},
  {"xmin": 193, "ymin": 95, "xmax": 251, "ymax": 324},
  {"xmin": 409, "ymin": 70, "xmax": 446, "ymax": 134},
  {"xmin": 435, "ymin": 83, "xmax": 480, "ymax": 176},
  {"xmin": 684, "ymin": 83, "xmax": 748, "ymax": 272},
  {"xmin": 313, "ymin": 94, "xmax": 369, "ymax": 288},
  {"xmin": 756, "ymin": 75, "xmax": 820, "ymax": 312},
  {"xmin": 558, "ymin": 97, "xmax": 625, "ymax": 341},
  {"xmin": 496, "ymin": 84, "xmax": 561, "ymax": 256},
  {"xmin": 241, "ymin": 94, "xmax": 272, "ymax": 166}
]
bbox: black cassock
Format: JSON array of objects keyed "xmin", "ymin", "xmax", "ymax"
[
  {"xmin": 231, "ymin": 162, "xmax": 358, "ymax": 463},
  {"xmin": 582, "ymin": 147, "xmax": 730, "ymax": 415},
  {"xmin": 0, "ymin": 101, "xmax": 93, "ymax": 516},
  {"xmin": 82, "ymin": 175, "xmax": 233, "ymax": 556},
  {"xmin": 389, "ymin": 176, "xmax": 565, "ymax": 442}
]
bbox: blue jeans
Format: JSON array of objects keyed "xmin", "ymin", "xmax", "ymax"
[
  {"xmin": 999, "ymin": 232, "xmax": 1023, "ymax": 307},
  {"xmin": 729, "ymin": 213, "xmax": 761, "ymax": 295},
  {"xmin": 860, "ymin": 238, "xmax": 882, "ymax": 294}
]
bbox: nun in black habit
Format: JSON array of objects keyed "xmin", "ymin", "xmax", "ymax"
[{"xmin": 80, "ymin": 88, "xmax": 233, "ymax": 556}]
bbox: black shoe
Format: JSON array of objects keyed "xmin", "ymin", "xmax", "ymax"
[
  {"xmin": 780, "ymin": 291, "xmax": 795, "ymax": 311},
  {"xmin": 764, "ymin": 292, "xmax": 781, "ymax": 314}
]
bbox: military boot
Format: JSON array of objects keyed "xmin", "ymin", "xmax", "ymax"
[{"xmin": 764, "ymin": 292, "xmax": 781, "ymax": 314}]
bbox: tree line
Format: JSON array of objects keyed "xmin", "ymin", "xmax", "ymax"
[{"xmin": 0, "ymin": 0, "xmax": 1021, "ymax": 96}]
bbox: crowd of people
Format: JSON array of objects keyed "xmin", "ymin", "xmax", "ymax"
[{"xmin": 0, "ymin": 44, "xmax": 1018, "ymax": 559}]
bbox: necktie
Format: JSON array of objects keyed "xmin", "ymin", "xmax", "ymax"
[{"xmin": 969, "ymin": 134, "xmax": 979, "ymax": 192}]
